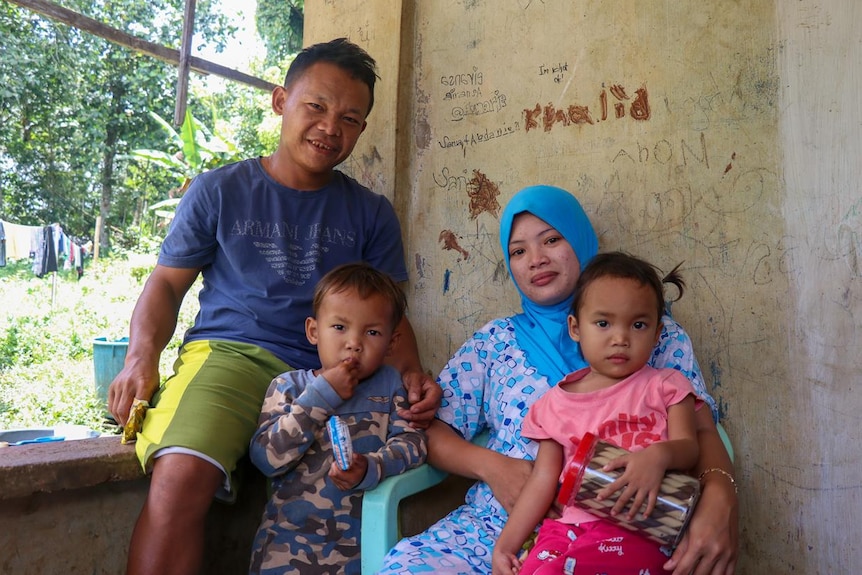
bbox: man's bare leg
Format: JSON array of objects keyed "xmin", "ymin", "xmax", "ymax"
[{"xmin": 126, "ymin": 453, "xmax": 224, "ymax": 575}]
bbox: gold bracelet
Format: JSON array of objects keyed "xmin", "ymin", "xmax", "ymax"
[{"xmin": 698, "ymin": 467, "xmax": 738, "ymax": 494}]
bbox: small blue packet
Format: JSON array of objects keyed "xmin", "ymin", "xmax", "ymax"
[{"xmin": 327, "ymin": 415, "xmax": 353, "ymax": 470}]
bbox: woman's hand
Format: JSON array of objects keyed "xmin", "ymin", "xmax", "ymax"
[
  {"xmin": 483, "ymin": 452, "xmax": 535, "ymax": 513},
  {"xmin": 664, "ymin": 475, "xmax": 738, "ymax": 574},
  {"xmin": 426, "ymin": 420, "xmax": 533, "ymax": 512},
  {"xmin": 665, "ymin": 409, "xmax": 738, "ymax": 574},
  {"xmin": 491, "ymin": 548, "xmax": 522, "ymax": 575}
]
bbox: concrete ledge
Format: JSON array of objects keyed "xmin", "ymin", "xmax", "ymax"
[
  {"xmin": 0, "ymin": 436, "xmax": 143, "ymax": 500},
  {"xmin": 0, "ymin": 437, "xmax": 267, "ymax": 573},
  {"xmin": 0, "ymin": 434, "xmax": 472, "ymax": 572}
]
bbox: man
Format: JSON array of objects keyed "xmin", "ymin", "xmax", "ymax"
[{"xmin": 109, "ymin": 38, "xmax": 440, "ymax": 575}]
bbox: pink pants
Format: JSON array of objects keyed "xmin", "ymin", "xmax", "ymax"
[{"xmin": 519, "ymin": 519, "xmax": 672, "ymax": 575}]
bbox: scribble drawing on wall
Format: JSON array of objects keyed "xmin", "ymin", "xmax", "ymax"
[
  {"xmin": 439, "ymin": 230, "xmax": 470, "ymax": 261},
  {"xmin": 467, "ymin": 169, "xmax": 501, "ymax": 220}
]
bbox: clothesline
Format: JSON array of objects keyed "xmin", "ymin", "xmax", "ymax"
[{"xmin": 0, "ymin": 219, "xmax": 87, "ymax": 278}]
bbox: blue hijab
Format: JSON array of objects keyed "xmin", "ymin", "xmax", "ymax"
[{"xmin": 500, "ymin": 185, "xmax": 599, "ymax": 384}]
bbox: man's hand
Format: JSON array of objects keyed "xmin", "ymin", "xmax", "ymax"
[
  {"xmin": 108, "ymin": 356, "xmax": 160, "ymax": 425},
  {"xmin": 397, "ymin": 370, "xmax": 442, "ymax": 429},
  {"xmin": 108, "ymin": 264, "xmax": 200, "ymax": 425}
]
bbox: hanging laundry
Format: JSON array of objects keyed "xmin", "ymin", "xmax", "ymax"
[
  {"xmin": 0, "ymin": 219, "xmax": 85, "ymax": 277},
  {"xmin": 51, "ymin": 223, "xmax": 65, "ymax": 260},
  {"xmin": 75, "ymin": 243, "xmax": 86, "ymax": 278},
  {"xmin": 0, "ymin": 220, "xmax": 5, "ymax": 267},
  {"xmin": 31, "ymin": 226, "xmax": 44, "ymax": 275},
  {"xmin": 34, "ymin": 225, "xmax": 59, "ymax": 278},
  {"xmin": 66, "ymin": 238, "xmax": 86, "ymax": 278},
  {"xmin": 0, "ymin": 220, "xmax": 41, "ymax": 261}
]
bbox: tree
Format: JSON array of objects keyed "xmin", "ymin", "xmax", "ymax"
[
  {"xmin": 256, "ymin": 0, "xmax": 303, "ymax": 69},
  {"xmin": 0, "ymin": 2, "xmax": 99, "ymax": 236},
  {"xmin": 0, "ymin": 0, "xmax": 238, "ymax": 249}
]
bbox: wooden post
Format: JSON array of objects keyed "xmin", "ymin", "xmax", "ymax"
[
  {"xmin": 51, "ymin": 271, "xmax": 57, "ymax": 310},
  {"xmin": 7, "ymin": 0, "xmax": 276, "ymax": 92},
  {"xmin": 174, "ymin": 0, "xmax": 196, "ymax": 127},
  {"xmin": 93, "ymin": 215, "xmax": 101, "ymax": 263}
]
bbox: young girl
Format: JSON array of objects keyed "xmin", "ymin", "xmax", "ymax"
[{"xmin": 492, "ymin": 251, "xmax": 702, "ymax": 575}]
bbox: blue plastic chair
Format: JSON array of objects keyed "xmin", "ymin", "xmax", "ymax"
[
  {"xmin": 360, "ymin": 429, "xmax": 488, "ymax": 574},
  {"xmin": 716, "ymin": 422, "xmax": 734, "ymax": 463},
  {"xmin": 360, "ymin": 459, "xmax": 449, "ymax": 573},
  {"xmin": 359, "ymin": 423, "xmax": 734, "ymax": 574}
]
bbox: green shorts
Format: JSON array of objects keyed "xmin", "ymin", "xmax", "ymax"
[{"xmin": 135, "ymin": 340, "xmax": 291, "ymax": 495}]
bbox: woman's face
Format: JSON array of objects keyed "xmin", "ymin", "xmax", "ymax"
[{"xmin": 507, "ymin": 212, "xmax": 581, "ymax": 306}]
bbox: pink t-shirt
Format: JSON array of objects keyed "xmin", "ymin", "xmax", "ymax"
[{"xmin": 523, "ymin": 364, "xmax": 700, "ymax": 525}]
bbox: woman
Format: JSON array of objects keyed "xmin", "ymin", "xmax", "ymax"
[{"xmin": 378, "ymin": 185, "xmax": 737, "ymax": 575}]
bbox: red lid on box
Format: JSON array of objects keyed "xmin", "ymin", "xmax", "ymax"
[{"xmin": 557, "ymin": 431, "xmax": 598, "ymax": 507}]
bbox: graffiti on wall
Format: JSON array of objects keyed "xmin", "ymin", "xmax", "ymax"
[{"xmin": 524, "ymin": 84, "xmax": 651, "ymax": 133}]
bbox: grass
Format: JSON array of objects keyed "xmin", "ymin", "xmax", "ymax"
[{"xmin": 0, "ymin": 252, "xmax": 199, "ymax": 434}]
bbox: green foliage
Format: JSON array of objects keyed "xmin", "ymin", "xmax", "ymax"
[
  {"xmin": 126, "ymin": 109, "xmax": 244, "ymax": 190},
  {"xmin": 121, "ymin": 109, "xmax": 247, "ymax": 227},
  {"xmin": 0, "ymin": 0, "xmax": 278, "ymax": 248},
  {"xmin": 0, "ymin": 0, "xmax": 298, "ymax": 435},
  {"xmin": 0, "ymin": 1, "xmax": 185, "ymax": 241},
  {"xmin": 0, "ymin": 253, "xmax": 200, "ymax": 433},
  {"xmin": 256, "ymin": 0, "xmax": 304, "ymax": 69}
]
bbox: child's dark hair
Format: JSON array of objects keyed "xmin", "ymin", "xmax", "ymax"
[
  {"xmin": 284, "ymin": 37, "xmax": 379, "ymax": 116},
  {"xmin": 313, "ymin": 262, "xmax": 407, "ymax": 330},
  {"xmin": 570, "ymin": 251, "xmax": 685, "ymax": 321}
]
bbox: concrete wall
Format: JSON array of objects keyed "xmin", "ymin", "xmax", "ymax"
[{"xmin": 306, "ymin": 0, "xmax": 862, "ymax": 573}]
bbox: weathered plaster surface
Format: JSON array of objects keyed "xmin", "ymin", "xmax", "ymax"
[{"xmin": 307, "ymin": 0, "xmax": 862, "ymax": 571}]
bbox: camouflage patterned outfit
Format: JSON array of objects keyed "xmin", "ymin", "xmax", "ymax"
[{"xmin": 249, "ymin": 365, "xmax": 426, "ymax": 575}]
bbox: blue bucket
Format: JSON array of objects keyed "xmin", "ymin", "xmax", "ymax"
[{"xmin": 93, "ymin": 337, "xmax": 129, "ymax": 409}]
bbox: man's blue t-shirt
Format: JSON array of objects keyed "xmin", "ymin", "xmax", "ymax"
[{"xmin": 158, "ymin": 158, "xmax": 408, "ymax": 370}]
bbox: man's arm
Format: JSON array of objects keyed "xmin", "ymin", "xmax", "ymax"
[
  {"xmin": 107, "ymin": 264, "xmax": 200, "ymax": 424},
  {"xmin": 387, "ymin": 314, "xmax": 442, "ymax": 428}
]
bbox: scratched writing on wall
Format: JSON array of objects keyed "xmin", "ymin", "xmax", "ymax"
[
  {"xmin": 524, "ymin": 84, "xmax": 651, "ymax": 132},
  {"xmin": 435, "ymin": 65, "xmax": 519, "ymax": 154},
  {"xmin": 538, "ymin": 61, "xmax": 569, "ymax": 84},
  {"xmin": 432, "ymin": 167, "xmax": 501, "ymax": 221},
  {"xmin": 451, "ymin": 90, "xmax": 508, "ymax": 121},
  {"xmin": 442, "ymin": 66, "xmax": 484, "ymax": 100},
  {"xmin": 612, "ymin": 133, "xmax": 709, "ymax": 169},
  {"xmin": 437, "ymin": 122, "xmax": 521, "ymax": 157}
]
